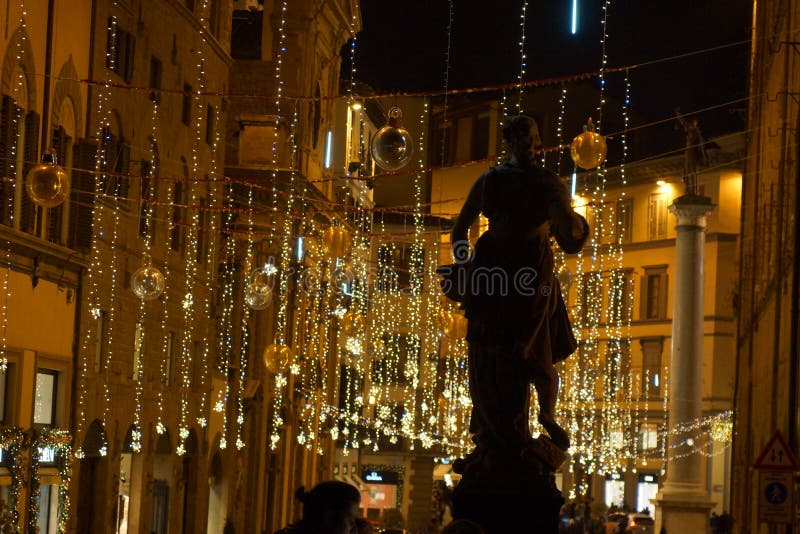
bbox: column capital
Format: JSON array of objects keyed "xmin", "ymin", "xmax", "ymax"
[{"xmin": 669, "ymin": 194, "xmax": 716, "ymax": 227}]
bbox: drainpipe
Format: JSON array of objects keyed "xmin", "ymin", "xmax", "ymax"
[{"xmin": 789, "ymin": 102, "xmax": 800, "ymax": 455}]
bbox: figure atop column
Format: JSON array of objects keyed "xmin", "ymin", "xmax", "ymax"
[{"xmin": 675, "ymin": 108, "xmax": 708, "ymax": 195}]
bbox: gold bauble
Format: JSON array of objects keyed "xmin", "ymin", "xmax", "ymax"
[
  {"xmin": 26, "ymin": 156, "xmax": 70, "ymax": 208},
  {"xmin": 434, "ymin": 307, "xmax": 454, "ymax": 335},
  {"xmin": 448, "ymin": 313, "xmax": 468, "ymax": 339},
  {"xmin": 263, "ymin": 343, "xmax": 293, "ymax": 374},
  {"xmin": 570, "ymin": 118, "xmax": 607, "ymax": 170},
  {"xmin": 341, "ymin": 310, "xmax": 366, "ymax": 337},
  {"xmin": 322, "ymin": 226, "xmax": 352, "ymax": 259}
]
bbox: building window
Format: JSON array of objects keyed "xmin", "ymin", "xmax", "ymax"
[
  {"xmin": 647, "ymin": 193, "xmax": 668, "ymax": 240},
  {"xmin": 33, "ymin": 370, "xmax": 58, "ymax": 427},
  {"xmin": 579, "ymin": 272, "xmax": 603, "ymax": 323},
  {"xmin": 640, "ymin": 337, "xmax": 664, "ymax": 397},
  {"xmin": 164, "ymin": 331, "xmax": 175, "ymax": 386},
  {"xmin": 370, "ymin": 333, "xmax": 420, "ymax": 385},
  {"xmin": 132, "ymin": 322, "xmax": 143, "ymax": 380},
  {"xmin": 375, "ymin": 245, "xmax": 398, "ymax": 293},
  {"xmin": 231, "ymin": 9, "xmax": 263, "ymax": 60},
  {"xmin": 641, "ymin": 266, "xmax": 668, "ymax": 320},
  {"xmin": 149, "ymin": 56, "xmax": 163, "ymax": 102},
  {"xmin": 100, "ymin": 126, "xmax": 131, "ymax": 200},
  {"xmin": 432, "ymin": 121, "xmax": 456, "ymax": 166},
  {"xmin": 182, "ymin": 83, "xmax": 192, "ymax": 126},
  {"xmin": 192, "ymin": 340, "xmax": 204, "ymax": 388},
  {"xmin": 393, "ymin": 243, "xmax": 424, "ymax": 293},
  {"xmin": 608, "ymin": 269, "xmax": 634, "ymax": 323},
  {"xmin": 616, "ymin": 198, "xmax": 633, "ymax": 243},
  {"xmin": 36, "ymin": 484, "xmax": 59, "ymax": 533},
  {"xmin": 196, "ymin": 197, "xmax": 208, "ymax": 264},
  {"xmin": 170, "ymin": 181, "xmax": 184, "ymax": 251},
  {"xmin": 471, "ymin": 115, "xmax": 490, "ymax": 161},
  {"xmin": 205, "ymin": 105, "xmax": 215, "ymax": 145},
  {"xmin": 106, "ymin": 18, "xmax": 135, "ymax": 83},
  {"xmin": 47, "ymin": 125, "xmax": 73, "ymax": 244},
  {"xmin": 151, "ymin": 480, "xmax": 169, "ymax": 534},
  {"xmin": 606, "ymin": 340, "xmax": 631, "ymax": 395},
  {"xmin": 94, "ymin": 310, "xmax": 108, "ymax": 372},
  {"xmin": 138, "ymin": 160, "xmax": 152, "ymax": 238},
  {"xmin": 640, "ymin": 423, "xmax": 659, "ymax": 450}
]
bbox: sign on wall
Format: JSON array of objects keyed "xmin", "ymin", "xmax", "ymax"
[{"xmin": 754, "ymin": 430, "xmax": 798, "ymax": 524}]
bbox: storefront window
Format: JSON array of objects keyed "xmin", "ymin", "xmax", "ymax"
[
  {"xmin": 604, "ymin": 474, "xmax": 625, "ymax": 508},
  {"xmin": 636, "ymin": 474, "xmax": 659, "ymax": 514},
  {"xmin": 33, "ymin": 370, "xmax": 58, "ymax": 427},
  {"xmin": 36, "ymin": 484, "xmax": 59, "ymax": 533}
]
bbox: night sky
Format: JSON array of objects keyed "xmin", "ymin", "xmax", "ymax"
[{"xmin": 351, "ymin": 0, "xmax": 751, "ymax": 145}]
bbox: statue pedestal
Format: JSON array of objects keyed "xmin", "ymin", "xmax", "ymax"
[
  {"xmin": 452, "ymin": 437, "xmax": 565, "ymax": 533},
  {"xmin": 653, "ymin": 486, "xmax": 715, "ymax": 534}
]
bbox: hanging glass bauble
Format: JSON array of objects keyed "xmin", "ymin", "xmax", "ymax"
[
  {"xmin": 340, "ymin": 310, "xmax": 366, "ymax": 337},
  {"xmin": 434, "ymin": 307, "xmax": 454, "ymax": 335},
  {"xmin": 26, "ymin": 151, "xmax": 70, "ymax": 208},
  {"xmin": 570, "ymin": 118, "xmax": 607, "ymax": 170},
  {"xmin": 323, "ymin": 226, "xmax": 352, "ymax": 259},
  {"xmin": 131, "ymin": 254, "xmax": 166, "ymax": 300},
  {"xmin": 244, "ymin": 264, "xmax": 275, "ymax": 310},
  {"xmin": 370, "ymin": 107, "xmax": 414, "ymax": 171},
  {"xmin": 263, "ymin": 343, "xmax": 293, "ymax": 374},
  {"xmin": 556, "ymin": 263, "xmax": 573, "ymax": 292},
  {"xmin": 447, "ymin": 313, "xmax": 468, "ymax": 339}
]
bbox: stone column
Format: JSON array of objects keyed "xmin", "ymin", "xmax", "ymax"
[{"xmin": 654, "ymin": 194, "xmax": 716, "ymax": 533}]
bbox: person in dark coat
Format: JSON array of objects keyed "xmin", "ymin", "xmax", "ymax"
[
  {"xmin": 274, "ymin": 480, "xmax": 361, "ymax": 534},
  {"xmin": 448, "ymin": 114, "xmax": 589, "ymax": 455}
]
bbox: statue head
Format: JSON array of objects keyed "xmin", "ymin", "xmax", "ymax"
[{"xmin": 502, "ymin": 115, "xmax": 541, "ymax": 161}]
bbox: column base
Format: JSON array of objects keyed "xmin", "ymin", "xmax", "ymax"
[{"xmin": 653, "ymin": 486, "xmax": 716, "ymax": 534}]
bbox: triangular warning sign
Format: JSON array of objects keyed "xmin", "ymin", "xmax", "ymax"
[{"xmin": 754, "ymin": 430, "xmax": 799, "ymax": 470}]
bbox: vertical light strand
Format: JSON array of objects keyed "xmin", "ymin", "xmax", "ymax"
[
  {"xmin": 156, "ymin": 168, "xmax": 175, "ymax": 437},
  {"xmin": 271, "ymin": 99, "xmax": 299, "ymax": 450},
  {"xmin": 76, "ymin": 8, "xmax": 118, "ymax": 456},
  {"xmin": 556, "ymin": 84, "xmax": 568, "ymax": 177},
  {"xmin": 216, "ymin": 183, "xmax": 237, "ymax": 450},
  {"xmin": 102, "ymin": 101, "xmax": 124, "ymax": 436},
  {"xmin": 0, "ymin": 4, "xmax": 29, "ymax": 373},
  {"xmin": 192, "ymin": 0, "xmax": 216, "ymax": 436},
  {"xmin": 176, "ymin": 50, "xmax": 207, "ymax": 455},
  {"xmin": 498, "ymin": 89, "xmax": 509, "ymax": 163},
  {"xmin": 439, "ymin": 0, "xmax": 454, "ymax": 168},
  {"xmin": 403, "ymin": 101, "xmax": 428, "ymax": 448},
  {"xmin": 516, "ymin": 0, "xmax": 529, "ymax": 113},
  {"xmin": 265, "ymin": 0, "xmax": 290, "ymax": 451},
  {"xmin": 131, "ymin": 97, "xmax": 162, "ymax": 453},
  {"xmin": 199, "ymin": 104, "xmax": 221, "ymax": 430}
]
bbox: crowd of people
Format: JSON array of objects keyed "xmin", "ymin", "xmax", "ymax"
[{"xmin": 271, "ymin": 480, "xmax": 486, "ymax": 534}]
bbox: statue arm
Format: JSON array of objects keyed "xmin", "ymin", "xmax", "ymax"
[
  {"xmin": 548, "ymin": 176, "xmax": 589, "ymax": 254},
  {"xmin": 451, "ymin": 174, "xmax": 485, "ymax": 259}
]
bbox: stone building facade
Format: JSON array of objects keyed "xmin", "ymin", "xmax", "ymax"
[{"xmin": 0, "ymin": 0, "xmax": 359, "ymax": 532}]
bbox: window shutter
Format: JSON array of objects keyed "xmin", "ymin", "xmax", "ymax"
[
  {"xmin": 117, "ymin": 141, "xmax": 131, "ymax": 200},
  {"xmin": 46, "ymin": 127, "xmax": 71, "ymax": 244},
  {"xmin": 20, "ymin": 110, "xmax": 40, "ymax": 234},
  {"xmin": 70, "ymin": 138, "xmax": 99, "ymax": 251},
  {"xmin": 0, "ymin": 96, "xmax": 20, "ymax": 226}
]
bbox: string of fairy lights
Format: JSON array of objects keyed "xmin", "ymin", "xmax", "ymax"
[
  {"xmin": 0, "ymin": 3, "xmax": 29, "ymax": 376},
  {"xmin": 0, "ymin": 2, "xmax": 746, "ymax": 526}
]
